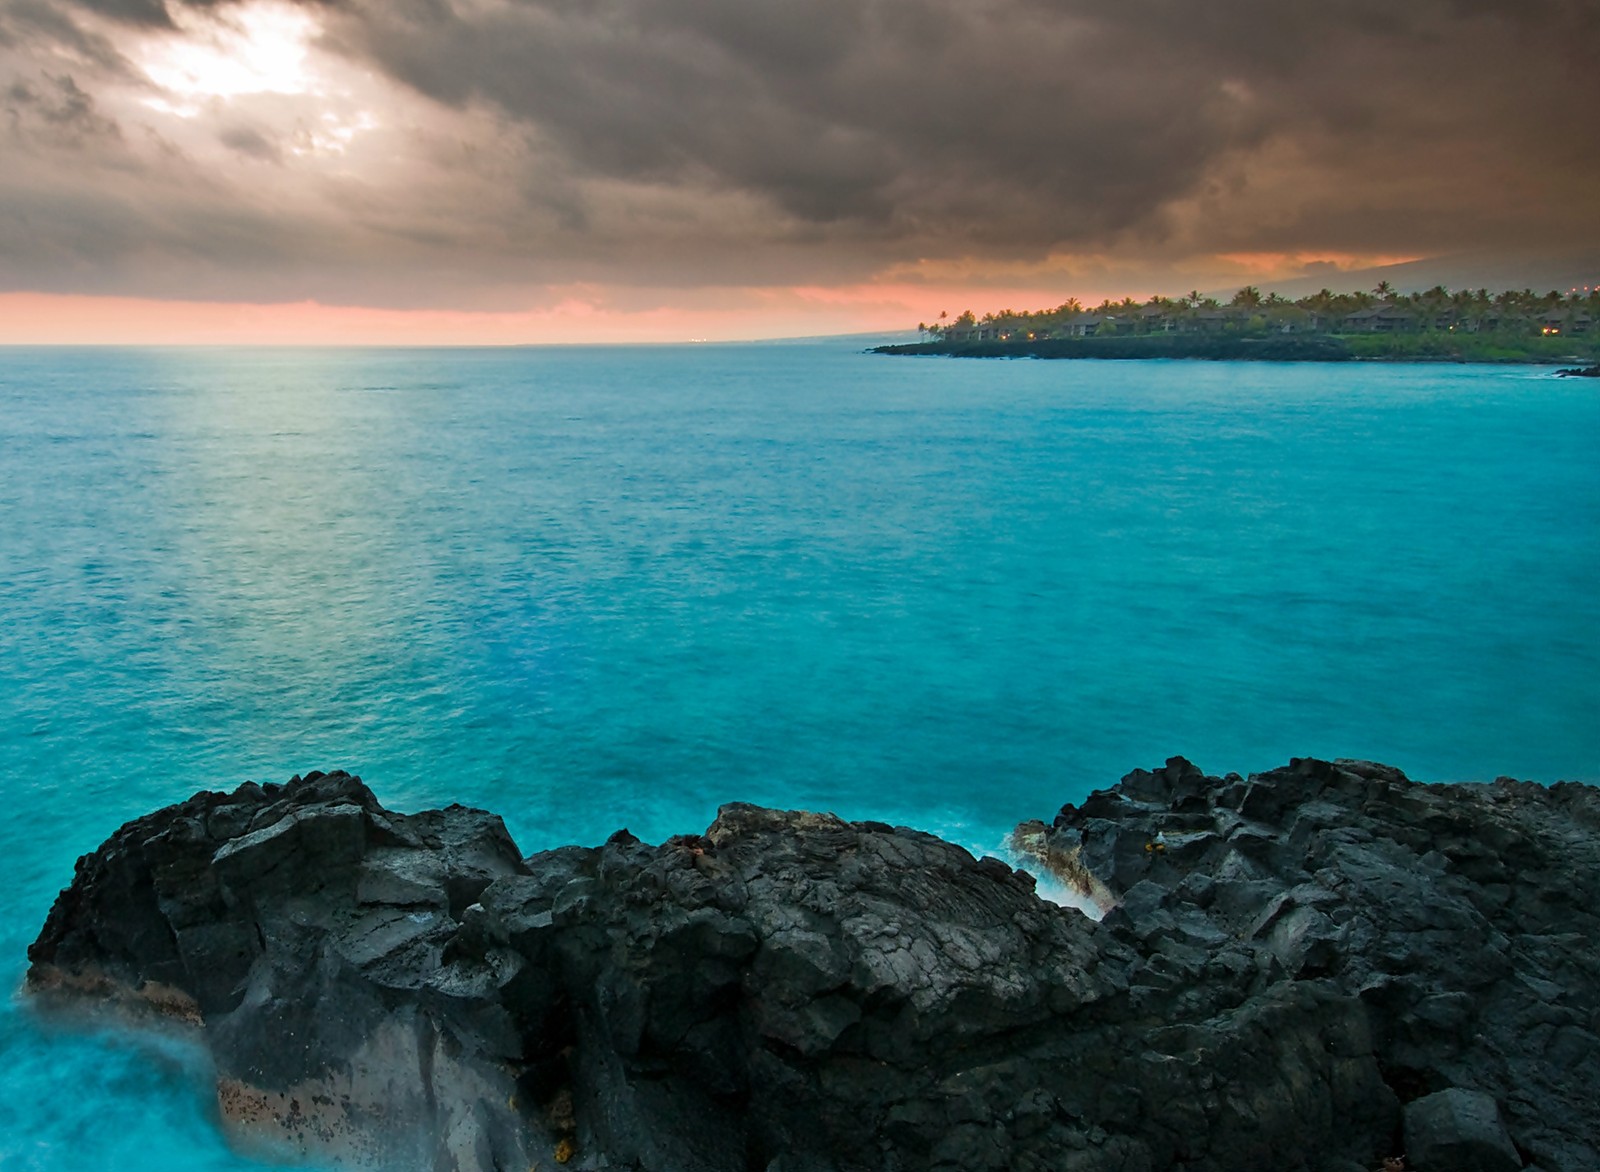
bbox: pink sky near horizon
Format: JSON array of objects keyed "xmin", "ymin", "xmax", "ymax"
[{"xmin": 0, "ymin": 283, "xmax": 1148, "ymax": 346}]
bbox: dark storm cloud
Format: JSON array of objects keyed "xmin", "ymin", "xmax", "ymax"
[
  {"xmin": 2, "ymin": 0, "xmax": 1597, "ymax": 304},
  {"xmin": 318, "ymin": 0, "xmax": 1251, "ymax": 241},
  {"xmin": 312, "ymin": 0, "xmax": 1600, "ymax": 253},
  {"xmin": 5, "ymin": 71, "xmax": 119, "ymax": 142},
  {"xmin": 218, "ymin": 123, "xmax": 281, "ymax": 162},
  {"xmin": 1, "ymin": 0, "xmax": 125, "ymax": 69},
  {"xmin": 63, "ymin": 0, "xmax": 332, "ymax": 29},
  {"xmin": 68, "ymin": 0, "xmax": 177, "ymax": 27}
]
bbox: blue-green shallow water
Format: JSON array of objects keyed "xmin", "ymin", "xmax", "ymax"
[{"xmin": 1, "ymin": 343, "xmax": 1597, "ymax": 1168}]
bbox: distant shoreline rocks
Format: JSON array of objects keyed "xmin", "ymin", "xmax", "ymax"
[
  {"xmin": 875, "ymin": 334, "xmax": 1361, "ymax": 361},
  {"xmin": 28, "ymin": 759, "xmax": 1600, "ymax": 1171},
  {"xmin": 873, "ymin": 334, "xmax": 1600, "ymax": 364}
]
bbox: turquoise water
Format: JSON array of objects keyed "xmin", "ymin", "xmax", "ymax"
[{"xmin": 1, "ymin": 343, "xmax": 1597, "ymax": 1168}]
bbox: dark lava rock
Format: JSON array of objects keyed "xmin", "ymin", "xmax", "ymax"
[
  {"xmin": 1404, "ymin": 1087, "xmax": 1521, "ymax": 1172},
  {"xmin": 28, "ymin": 759, "xmax": 1600, "ymax": 1171},
  {"xmin": 1024, "ymin": 756, "xmax": 1600, "ymax": 1172}
]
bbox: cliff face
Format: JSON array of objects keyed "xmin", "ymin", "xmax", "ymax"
[{"xmin": 27, "ymin": 759, "xmax": 1600, "ymax": 1172}]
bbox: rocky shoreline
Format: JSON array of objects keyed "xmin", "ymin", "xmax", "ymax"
[
  {"xmin": 28, "ymin": 759, "xmax": 1600, "ymax": 1172},
  {"xmin": 873, "ymin": 335, "xmax": 1360, "ymax": 361},
  {"xmin": 871, "ymin": 336, "xmax": 1599, "ymax": 365}
]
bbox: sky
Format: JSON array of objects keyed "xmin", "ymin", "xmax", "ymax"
[{"xmin": 1, "ymin": 0, "xmax": 1597, "ymax": 343}]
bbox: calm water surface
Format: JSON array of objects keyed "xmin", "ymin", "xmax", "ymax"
[{"xmin": 1, "ymin": 343, "xmax": 1596, "ymax": 1168}]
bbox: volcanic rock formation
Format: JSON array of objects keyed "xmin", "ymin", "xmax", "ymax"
[{"xmin": 27, "ymin": 759, "xmax": 1600, "ymax": 1171}]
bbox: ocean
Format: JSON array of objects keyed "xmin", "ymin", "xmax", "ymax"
[{"xmin": 1, "ymin": 342, "xmax": 1596, "ymax": 1168}]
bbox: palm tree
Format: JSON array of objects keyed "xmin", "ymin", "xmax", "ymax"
[{"xmin": 1372, "ymin": 280, "xmax": 1395, "ymax": 302}]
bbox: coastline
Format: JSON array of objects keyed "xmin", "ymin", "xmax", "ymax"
[
  {"xmin": 26, "ymin": 760, "xmax": 1600, "ymax": 1172},
  {"xmin": 873, "ymin": 334, "xmax": 1599, "ymax": 364}
]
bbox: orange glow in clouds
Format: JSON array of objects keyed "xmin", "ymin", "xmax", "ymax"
[{"xmin": 1213, "ymin": 252, "xmax": 1424, "ymax": 277}]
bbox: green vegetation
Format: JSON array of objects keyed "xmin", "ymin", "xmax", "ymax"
[
  {"xmin": 881, "ymin": 284, "xmax": 1600, "ymax": 363},
  {"xmin": 1340, "ymin": 332, "xmax": 1589, "ymax": 362}
]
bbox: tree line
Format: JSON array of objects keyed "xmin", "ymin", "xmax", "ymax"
[{"xmin": 921, "ymin": 283, "xmax": 1600, "ymax": 342}]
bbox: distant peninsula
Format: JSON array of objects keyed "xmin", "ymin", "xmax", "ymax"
[{"xmin": 876, "ymin": 284, "xmax": 1600, "ymax": 363}]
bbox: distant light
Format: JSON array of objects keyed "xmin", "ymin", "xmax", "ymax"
[{"xmin": 138, "ymin": 2, "xmax": 318, "ymax": 100}]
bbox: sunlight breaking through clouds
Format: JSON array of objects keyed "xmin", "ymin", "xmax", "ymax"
[
  {"xmin": 290, "ymin": 109, "xmax": 379, "ymax": 157},
  {"xmin": 127, "ymin": 0, "xmax": 382, "ymax": 155},
  {"xmin": 138, "ymin": 1, "xmax": 317, "ymax": 101},
  {"xmin": 0, "ymin": 0, "xmax": 1593, "ymax": 326}
]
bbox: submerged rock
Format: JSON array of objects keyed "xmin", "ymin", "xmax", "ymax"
[{"xmin": 28, "ymin": 759, "xmax": 1600, "ymax": 1171}]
